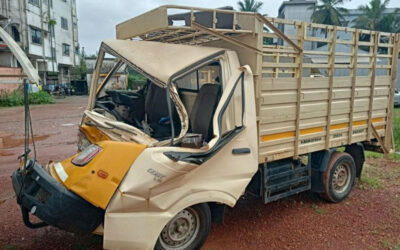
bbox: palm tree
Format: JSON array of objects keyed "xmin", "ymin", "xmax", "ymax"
[
  {"xmin": 378, "ymin": 9, "xmax": 400, "ymax": 33},
  {"xmin": 353, "ymin": 0, "xmax": 400, "ymax": 32},
  {"xmin": 309, "ymin": 0, "xmax": 349, "ymax": 26},
  {"xmin": 237, "ymin": 0, "xmax": 263, "ymax": 12}
]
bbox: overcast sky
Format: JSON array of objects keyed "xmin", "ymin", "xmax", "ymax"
[{"xmin": 77, "ymin": 0, "xmax": 400, "ymax": 55}]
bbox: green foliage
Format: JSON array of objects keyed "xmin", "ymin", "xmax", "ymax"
[
  {"xmin": 310, "ymin": 204, "xmax": 325, "ymax": 214},
  {"xmin": 237, "ymin": 0, "xmax": 263, "ymax": 12},
  {"xmin": 71, "ymin": 56, "xmax": 87, "ymax": 80},
  {"xmin": 127, "ymin": 72, "xmax": 147, "ymax": 90},
  {"xmin": 364, "ymin": 151, "xmax": 400, "ymax": 161},
  {"xmin": 353, "ymin": 0, "xmax": 400, "ymax": 32},
  {"xmin": 48, "ymin": 19, "xmax": 57, "ymax": 26},
  {"xmin": 28, "ymin": 91, "xmax": 54, "ymax": 105},
  {"xmin": 0, "ymin": 90, "xmax": 54, "ymax": 107},
  {"xmin": 394, "ymin": 108, "xmax": 400, "ymax": 151},
  {"xmin": 360, "ymin": 174, "xmax": 384, "ymax": 190},
  {"xmin": 309, "ymin": 0, "xmax": 348, "ymax": 27}
]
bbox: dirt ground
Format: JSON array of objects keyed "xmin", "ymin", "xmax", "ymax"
[{"xmin": 1, "ymin": 96, "xmax": 400, "ymax": 250}]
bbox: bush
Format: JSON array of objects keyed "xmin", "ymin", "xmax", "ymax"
[
  {"xmin": 127, "ymin": 72, "xmax": 147, "ymax": 90},
  {"xmin": 394, "ymin": 108, "xmax": 400, "ymax": 150},
  {"xmin": 0, "ymin": 90, "xmax": 54, "ymax": 107},
  {"xmin": 28, "ymin": 91, "xmax": 54, "ymax": 105}
]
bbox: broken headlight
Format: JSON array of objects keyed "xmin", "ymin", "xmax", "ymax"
[
  {"xmin": 72, "ymin": 144, "xmax": 102, "ymax": 166},
  {"xmin": 77, "ymin": 131, "xmax": 91, "ymax": 152}
]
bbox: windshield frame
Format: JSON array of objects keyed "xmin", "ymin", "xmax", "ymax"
[{"xmin": 87, "ymin": 42, "xmax": 226, "ymax": 146}]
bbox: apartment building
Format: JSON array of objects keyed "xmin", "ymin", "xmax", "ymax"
[
  {"xmin": 0, "ymin": 0, "xmax": 79, "ymax": 85},
  {"xmin": 277, "ymin": 0, "xmax": 316, "ymax": 50}
]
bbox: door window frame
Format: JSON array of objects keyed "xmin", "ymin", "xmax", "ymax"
[{"xmin": 164, "ymin": 72, "xmax": 245, "ymax": 164}]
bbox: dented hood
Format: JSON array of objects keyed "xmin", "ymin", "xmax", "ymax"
[
  {"xmin": 0, "ymin": 26, "xmax": 40, "ymax": 84},
  {"xmin": 101, "ymin": 40, "xmax": 224, "ymax": 84}
]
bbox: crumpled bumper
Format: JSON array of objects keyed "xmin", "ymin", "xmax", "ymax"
[{"xmin": 12, "ymin": 161, "xmax": 104, "ymax": 233}]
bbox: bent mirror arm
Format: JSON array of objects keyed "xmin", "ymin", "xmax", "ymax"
[{"xmin": 0, "ymin": 26, "xmax": 40, "ymax": 84}]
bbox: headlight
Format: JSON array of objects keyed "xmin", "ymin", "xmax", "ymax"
[{"xmin": 72, "ymin": 144, "xmax": 102, "ymax": 166}]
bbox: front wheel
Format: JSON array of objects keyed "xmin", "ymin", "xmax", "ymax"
[
  {"xmin": 320, "ymin": 152, "xmax": 356, "ymax": 203},
  {"xmin": 155, "ymin": 203, "xmax": 211, "ymax": 250}
]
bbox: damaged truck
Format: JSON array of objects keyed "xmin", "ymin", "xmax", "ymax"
[{"xmin": 11, "ymin": 5, "xmax": 399, "ymax": 250}]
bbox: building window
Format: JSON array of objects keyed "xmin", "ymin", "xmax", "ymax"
[
  {"xmin": 63, "ymin": 44, "xmax": 70, "ymax": 56},
  {"xmin": 28, "ymin": 0, "xmax": 40, "ymax": 7},
  {"xmin": 61, "ymin": 17, "xmax": 68, "ymax": 30},
  {"xmin": 30, "ymin": 27, "xmax": 42, "ymax": 45},
  {"xmin": 75, "ymin": 46, "xmax": 79, "ymax": 55},
  {"xmin": 12, "ymin": 26, "xmax": 20, "ymax": 42}
]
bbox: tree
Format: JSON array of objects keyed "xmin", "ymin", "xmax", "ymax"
[
  {"xmin": 379, "ymin": 9, "xmax": 400, "ymax": 33},
  {"xmin": 353, "ymin": 0, "xmax": 400, "ymax": 32},
  {"xmin": 309, "ymin": 0, "xmax": 348, "ymax": 26},
  {"xmin": 71, "ymin": 47, "xmax": 87, "ymax": 80},
  {"xmin": 237, "ymin": 0, "xmax": 263, "ymax": 12}
]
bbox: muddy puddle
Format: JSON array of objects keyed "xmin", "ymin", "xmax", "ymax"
[
  {"xmin": 0, "ymin": 151, "xmax": 14, "ymax": 156},
  {"xmin": 0, "ymin": 133, "xmax": 50, "ymax": 149}
]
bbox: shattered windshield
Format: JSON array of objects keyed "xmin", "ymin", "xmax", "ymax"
[
  {"xmin": 91, "ymin": 52, "xmax": 180, "ymax": 142},
  {"xmin": 89, "ymin": 48, "xmax": 223, "ymax": 146}
]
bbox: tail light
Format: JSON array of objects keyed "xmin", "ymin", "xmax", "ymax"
[{"xmin": 72, "ymin": 144, "xmax": 102, "ymax": 166}]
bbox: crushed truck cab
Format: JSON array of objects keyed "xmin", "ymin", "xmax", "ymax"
[
  {"xmin": 12, "ymin": 5, "xmax": 399, "ymax": 250},
  {"xmin": 13, "ymin": 36, "xmax": 259, "ymax": 249}
]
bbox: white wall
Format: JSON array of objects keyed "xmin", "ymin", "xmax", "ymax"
[{"xmin": 279, "ymin": 2, "xmax": 315, "ymax": 50}]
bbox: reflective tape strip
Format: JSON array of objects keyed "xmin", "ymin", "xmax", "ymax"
[
  {"xmin": 54, "ymin": 162, "xmax": 68, "ymax": 182},
  {"xmin": 261, "ymin": 117, "xmax": 385, "ymax": 142}
]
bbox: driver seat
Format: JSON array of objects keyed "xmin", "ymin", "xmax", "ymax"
[
  {"xmin": 190, "ymin": 83, "xmax": 221, "ymax": 142},
  {"xmin": 145, "ymin": 82, "xmax": 180, "ymax": 139}
]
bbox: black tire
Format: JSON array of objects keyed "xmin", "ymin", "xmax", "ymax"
[
  {"xmin": 155, "ymin": 203, "xmax": 211, "ymax": 250},
  {"xmin": 320, "ymin": 152, "xmax": 356, "ymax": 203}
]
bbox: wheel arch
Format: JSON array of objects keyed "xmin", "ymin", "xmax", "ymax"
[
  {"xmin": 167, "ymin": 190, "xmax": 236, "ymax": 216},
  {"xmin": 104, "ymin": 190, "xmax": 237, "ymax": 249},
  {"xmin": 310, "ymin": 148, "xmax": 337, "ymax": 193},
  {"xmin": 345, "ymin": 143, "xmax": 365, "ymax": 178},
  {"xmin": 310, "ymin": 146, "xmax": 362, "ymax": 193}
]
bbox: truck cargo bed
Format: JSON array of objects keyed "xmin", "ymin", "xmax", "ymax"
[{"xmin": 116, "ymin": 5, "xmax": 399, "ymax": 163}]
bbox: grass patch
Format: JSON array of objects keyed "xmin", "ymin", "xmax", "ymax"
[
  {"xmin": 310, "ymin": 204, "xmax": 325, "ymax": 214},
  {"xmin": 2, "ymin": 245, "xmax": 17, "ymax": 250},
  {"xmin": 365, "ymin": 151, "xmax": 400, "ymax": 161},
  {"xmin": 394, "ymin": 108, "xmax": 400, "ymax": 151},
  {"xmin": 379, "ymin": 239, "xmax": 400, "ymax": 250},
  {"xmin": 0, "ymin": 90, "xmax": 54, "ymax": 107},
  {"xmin": 359, "ymin": 163, "xmax": 385, "ymax": 190},
  {"xmin": 360, "ymin": 174, "xmax": 384, "ymax": 190},
  {"xmin": 380, "ymin": 239, "xmax": 392, "ymax": 248}
]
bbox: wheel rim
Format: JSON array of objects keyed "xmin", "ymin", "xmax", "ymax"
[
  {"xmin": 332, "ymin": 162, "xmax": 351, "ymax": 194},
  {"xmin": 159, "ymin": 207, "xmax": 200, "ymax": 249}
]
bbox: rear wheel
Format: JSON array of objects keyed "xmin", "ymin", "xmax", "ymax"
[
  {"xmin": 155, "ymin": 203, "xmax": 211, "ymax": 250},
  {"xmin": 320, "ymin": 152, "xmax": 356, "ymax": 203}
]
